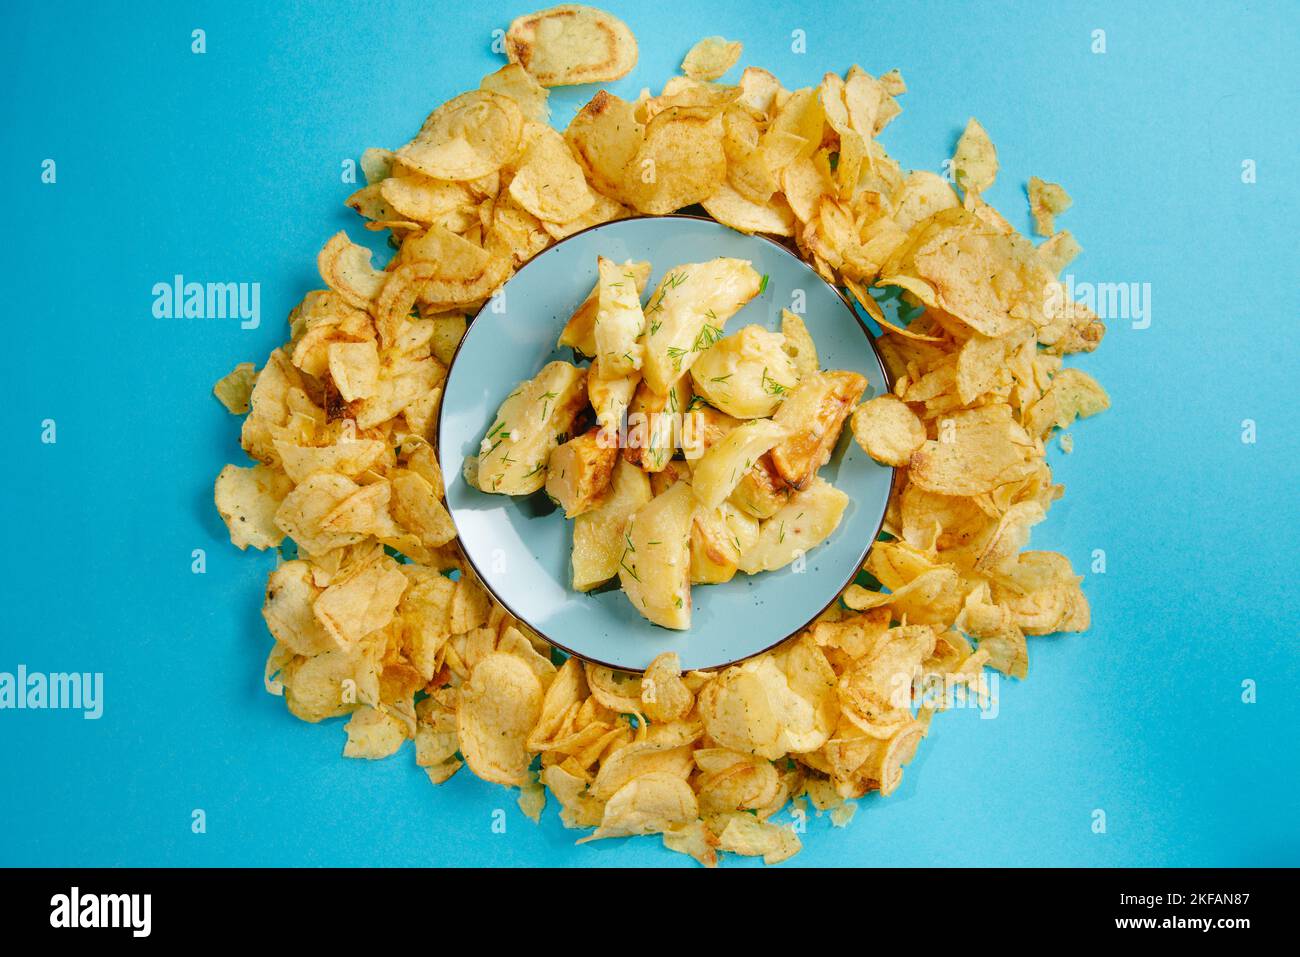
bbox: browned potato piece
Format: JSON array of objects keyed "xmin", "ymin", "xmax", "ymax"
[
  {"xmin": 769, "ymin": 371, "xmax": 867, "ymax": 490},
  {"xmin": 682, "ymin": 403, "xmax": 741, "ymax": 459},
  {"xmin": 546, "ymin": 428, "xmax": 618, "ymax": 517},
  {"xmin": 623, "ymin": 378, "xmax": 690, "ymax": 473},
  {"xmin": 728, "ymin": 453, "xmax": 792, "ymax": 519},
  {"xmin": 649, "ymin": 459, "xmax": 693, "ymax": 497},
  {"xmin": 690, "ymin": 506, "xmax": 739, "ymax": 585}
]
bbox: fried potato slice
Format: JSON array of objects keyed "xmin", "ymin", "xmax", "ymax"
[
  {"xmin": 506, "ymin": 4, "xmax": 638, "ymax": 87},
  {"xmin": 682, "ymin": 36, "xmax": 742, "ymax": 81},
  {"xmin": 850, "ymin": 395, "xmax": 925, "ymax": 467},
  {"xmin": 557, "ymin": 259, "xmax": 652, "ymax": 357},
  {"xmin": 546, "ymin": 428, "xmax": 618, "ymax": 517},
  {"xmin": 572, "ymin": 458, "xmax": 652, "ymax": 591},
  {"xmin": 738, "ymin": 477, "xmax": 849, "ymax": 574},
  {"xmin": 397, "ymin": 89, "xmax": 524, "ymax": 182},
  {"xmin": 642, "ymin": 258, "xmax": 762, "ymax": 394},
  {"xmin": 593, "ymin": 255, "xmax": 647, "ymax": 377},
  {"xmin": 619, "ymin": 481, "xmax": 696, "ymax": 629},
  {"xmin": 770, "ymin": 370, "xmax": 867, "ymax": 489},
  {"xmin": 690, "ymin": 325, "xmax": 799, "ymax": 419},
  {"xmin": 691, "ymin": 419, "xmax": 787, "ymax": 510},
  {"xmin": 476, "ymin": 360, "xmax": 587, "ymax": 494}
]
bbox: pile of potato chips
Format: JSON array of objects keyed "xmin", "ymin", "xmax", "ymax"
[{"xmin": 212, "ymin": 4, "xmax": 1109, "ymax": 865}]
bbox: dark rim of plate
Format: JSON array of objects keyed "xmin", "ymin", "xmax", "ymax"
[{"xmin": 435, "ymin": 212, "xmax": 894, "ymax": 674}]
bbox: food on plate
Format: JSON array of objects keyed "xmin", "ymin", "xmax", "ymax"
[
  {"xmin": 211, "ymin": 3, "xmax": 1109, "ymax": 866},
  {"xmin": 474, "ymin": 255, "xmax": 862, "ymax": 629}
]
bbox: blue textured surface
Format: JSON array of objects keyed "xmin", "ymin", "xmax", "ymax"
[
  {"xmin": 1, "ymin": 0, "xmax": 1297, "ymax": 867},
  {"xmin": 442, "ymin": 215, "xmax": 892, "ymax": 672}
]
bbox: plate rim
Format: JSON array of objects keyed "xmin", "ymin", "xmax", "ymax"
[{"xmin": 437, "ymin": 212, "xmax": 894, "ymax": 673}]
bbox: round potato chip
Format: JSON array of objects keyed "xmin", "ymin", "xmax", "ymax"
[
  {"xmin": 850, "ymin": 395, "xmax": 926, "ymax": 467},
  {"xmin": 506, "ymin": 4, "xmax": 638, "ymax": 87},
  {"xmin": 397, "ymin": 90, "xmax": 524, "ymax": 182},
  {"xmin": 456, "ymin": 652, "xmax": 543, "ymax": 787}
]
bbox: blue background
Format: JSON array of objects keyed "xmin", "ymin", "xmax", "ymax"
[{"xmin": 2, "ymin": 0, "xmax": 1296, "ymax": 867}]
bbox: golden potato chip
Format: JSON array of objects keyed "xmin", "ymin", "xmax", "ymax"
[
  {"xmin": 581, "ymin": 771, "xmax": 698, "ymax": 841},
  {"xmin": 640, "ymin": 652, "xmax": 694, "ymax": 723},
  {"xmin": 213, "ymin": 362, "xmax": 257, "ymax": 414},
  {"xmin": 711, "ymin": 811, "xmax": 801, "ymax": 864},
  {"xmin": 317, "ymin": 231, "xmax": 388, "ymax": 309},
  {"xmin": 509, "ymin": 122, "xmax": 596, "ymax": 224},
  {"xmin": 837, "ymin": 625, "xmax": 936, "ymax": 738},
  {"xmin": 1028, "ymin": 175, "xmax": 1072, "ymax": 236},
  {"xmin": 312, "ymin": 556, "xmax": 408, "ymax": 652},
  {"xmin": 457, "ymin": 652, "xmax": 544, "ymax": 787},
  {"xmin": 397, "ymin": 89, "xmax": 524, "ymax": 181},
  {"xmin": 282, "ymin": 648, "xmax": 380, "ymax": 723},
  {"xmin": 681, "ymin": 36, "xmax": 742, "ymax": 81},
  {"xmin": 214, "ymin": 463, "xmax": 293, "ymax": 550},
  {"xmin": 274, "ymin": 472, "xmax": 370, "ymax": 556},
  {"xmin": 851, "ymin": 395, "xmax": 926, "ymax": 467},
  {"xmin": 663, "ymin": 820, "xmax": 719, "ymax": 867},
  {"xmin": 379, "ymin": 174, "xmax": 476, "ymax": 231},
  {"xmin": 327, "ymin": 340, "xmax": 380, "ymax": 403},
  {"xmin": 909, "ymin": 403, "xmax": 1034, "ymax": 496},
  {"xmin": 624, "ymin": 108, "xmax": 726, "ymax": 215},
  {"xmin": 565, "ymin": 90, "xmax": 644, "ymax": 202},
  {"xmin": 701, "ymin": 182, "xmax": 795, "ymax": 236},
  {"xmin": 343, "ymin": 705, "xmax": 409, "ymax": 759},
  {"xmin": 1038, "ymin": 229, "xmax": 1082, "ymax": 274},
  {"xmin": 272, "ymin": 439, "xmax": 388, "ymax": 485},
  {"xmin": 263, "ymin": 561, "xmax": 336, "ymax": 657},
  {"xmin": 480, "ymin": 63, "xmax": 551, "ymax": 123},
  {"xmin": 952, "ymin": 117, "xmax": 998, "ymax": 194},
  {"xmin": 506, "ymin": 4, "xmax": 638, "ymax": 87}
]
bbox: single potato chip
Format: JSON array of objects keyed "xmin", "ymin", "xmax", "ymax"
[
  {"xmin": 851, "ymin": 395, "xmax": 926, "ymax": 467},
  {"xmin": 681, "ymin": 36, "xmax": 743, "ymax": 81},
  {"xmin": 506, "ymin": 4, "xmax": 638, "ymax": 87},
  {"xmin": 214, "ymin": 463, "xmax": 293, "ymax": 550}
]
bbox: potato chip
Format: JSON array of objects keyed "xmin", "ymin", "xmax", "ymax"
[
  {"xmin": 263, "ymin": 561, "xmax": 336, "ymax": 657},
  {"xmin": 457, "ymin": 652, "xmax": 544, "ymax": 787},
  {"xmin": 624, "ymin": 108, "xmax": 727, "ymax": 215},
  {"xmin": 509, "ymin": 122, "xmax": 596, "ymax": 224},
  {"xmin": 480, "ymin": 63, "xmax": 550, "ymax": 123},
  {"xmin": 214, "ymin": 463, "xmax": 293, "ymax": 550},
  {"xmin": 317, "ymin": 231, "xmax": 388, "ymax": 309},
  {"xmin": 1028, "ymin": 175, "xmax": 1072, "ymax": 237},
  {"xmin": 582, "ymin": 771, "xmax": 698, "ymax": 841},
  {"xmin": 702, "ymin": 181, "xmax": 795, "ymax": 236},
  {"xmin": 312, "ymin": 556, "xmax": 408, "ymax": 652},
  {"xmin": 506, "ymin": 4, "xmax": 638, "ymax": 87},
  {"xmin": 397, "ymin": 90, "xmax": 524, "ymax": 181},
  {"xmin": 213, "ymin": 362, "xmax": 257, "ymax": 414},
  {"xmin": 851, "ymin": 395, "xmax": 926, "ymax": 467},
  {"xmin": 343, "ymin": 706, "xmax": 409, "ymax": 759},
  {"xmin": 681, "ymin": 36, "xmax": 742, "ymax": 81},
  {"xmin": 952, "ymin": 117, "xmax": 998, "ymax": 194},
  {"xmin": 909, "ymin": 403, "xmax": 1034, "ymax": 496}
]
